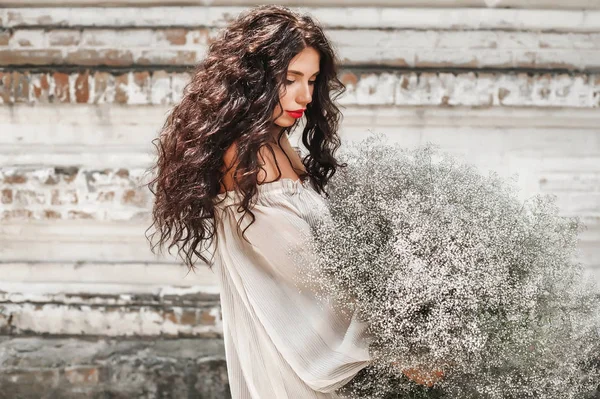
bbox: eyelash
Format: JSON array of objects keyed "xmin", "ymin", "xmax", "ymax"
[{"xmin": 286, "ymin": 79, "xmax": 316, "ymax": 86}]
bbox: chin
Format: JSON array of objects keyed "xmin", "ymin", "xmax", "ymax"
[{"xmin": 274, "ymin": 116, "xmax": 295, "ymax": 128}]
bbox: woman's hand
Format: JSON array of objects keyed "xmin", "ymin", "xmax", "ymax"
[{"xmin": 391, "ymin": 361, "xmax": 445, "ymax": 387}]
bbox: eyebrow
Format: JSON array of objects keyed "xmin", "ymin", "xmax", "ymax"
[{"xmin": 288, "ymin": 70, "xmax": 320, "ymax": 77}]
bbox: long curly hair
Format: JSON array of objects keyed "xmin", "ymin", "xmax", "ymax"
[{"xmin": 146, "ymin": 5, "xmax": 347, "ymax": 272}]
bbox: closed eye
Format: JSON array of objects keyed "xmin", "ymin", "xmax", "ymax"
[{"xmin": 285, "ymin": 79, "xmax": 317, "ymax": 86}]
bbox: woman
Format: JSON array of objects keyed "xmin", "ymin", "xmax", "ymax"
[{"xmin": 148, "ymin": 5, "xmax": 438, "ymax": 397}]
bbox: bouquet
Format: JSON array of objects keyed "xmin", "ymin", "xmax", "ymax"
[{"xmin": 294, "ymin": 132, "xmax": 600, "ymax": 398}]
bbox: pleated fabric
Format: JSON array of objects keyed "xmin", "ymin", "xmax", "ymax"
[{"xmin": 211, "ymin": 177, "xmax": 372, "ymax": 399}]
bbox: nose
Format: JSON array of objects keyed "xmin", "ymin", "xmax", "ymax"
[{"xmin": 297, "ymin": 83, "xmax": 312, "ymax": 105}]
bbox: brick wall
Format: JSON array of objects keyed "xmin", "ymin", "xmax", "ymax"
[{"xmin": 1, "ymin": 2, "xmax": 599, "ymax": 398}]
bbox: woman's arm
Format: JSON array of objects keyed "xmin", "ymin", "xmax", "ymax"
[{"xmin": 392, "ymin": 361, "xmax": 445, "ymax": 387}]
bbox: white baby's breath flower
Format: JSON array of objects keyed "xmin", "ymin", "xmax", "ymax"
[{"xmin": 292, "ymin": 132, "xmax": 600, "ymax": 399}]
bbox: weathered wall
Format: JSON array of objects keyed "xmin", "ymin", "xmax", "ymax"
[{"xmin": 1, "ymin": 2, "xmax": 599, "ymax": 398}]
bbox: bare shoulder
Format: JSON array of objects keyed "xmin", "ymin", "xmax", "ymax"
[
  {"xmin": 257, "ymin": 143, "xmax": 301, "ymax": 184},
  {"xmin": 219, "ymin": 140, "xmax": 300, "ymax": 193},
  {"xmin": 219, "ymin": 141, "xmax": 242, "ymax": 193},
  {"xmin": 222, "ymin": 141, "xmax": 239, "ymax": 170}
]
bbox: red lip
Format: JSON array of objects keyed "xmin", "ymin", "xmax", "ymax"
[{"xmin": 286, "ymin": 109, "xmax": 305, "ymax": 118}]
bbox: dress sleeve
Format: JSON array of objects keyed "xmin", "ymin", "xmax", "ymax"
[{"xmin": 221, "ymin": 187, "xmax": 373, "ymax": 393}]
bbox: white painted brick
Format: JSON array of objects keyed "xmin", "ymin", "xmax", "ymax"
[
  {"xmin": 8, "ymin": 29, "xmax": 46, "ymax": 48},
  {"xmin": 344, "ymin": 72, "xmax": 397, "ymax": 105},
  {"xmin": 81, "ymin": 29, "xmax": 153, "ymax": 47},
  {"xmin": 539, "ymin": 172, "xmax": 600, "ymax": 192},
  {"xmin": 185, "ymin": 29, "xmax": 214, "ymax": 45},
  {"xmin": 496, "ymin": 31, "xmax": 545, "ymax": 49},
  {"xmin": 539, "ymin": 32, "xmax": 587, "ymax": 49},
  {"xmin": 47, "ymin": 29, "xmax": 81, "ymax": 46},
  {"xmin": 570, "ymin": 33, "xmax": 600, "ymax": 50},
  {"xmin": 93, "ymin": 75, "xmax": 117, "ymax": 104},
  {"xmin": 127, "ymin": 72, "xmax": 150, "ymax": 104},
  {"xmin": 435, "ymin": 30, "xmax": 500, "ymax": 49},
  {"xmin": 171, "ymin": 73, "xmax": 190, "ymax": 104},
  {"xmin": 0, "ymin": 164, "xmax": 154, "ymax": 221},
  {"xmin": 79, "ymin": 29, "xmax": 120, "ymax": 47},
  {"xmin": 150, "ymin": 71, "xmax": 172, "ymax": 105},
  {"xmin": 393, "ymin": 74, "xmax": 427, "ymax": 105},
  {"xmin": 412, "ymin": 48, "xmax": 483, "ymax": 68},
  {"xmin": 453, "ymin": 72, "xmax": 496, "ymax": 106}
]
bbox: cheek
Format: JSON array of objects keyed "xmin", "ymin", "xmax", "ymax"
[
  {"xmin": 278, "ymin": 88, "xmax": 292, "ymax": 108},
  {"xmin": 272, "ymin": 90, "xmax": 292, "ymax": 119},
  {"xmin": 272, "ymin": 96, "xmax": 289, "ymax": 120}
]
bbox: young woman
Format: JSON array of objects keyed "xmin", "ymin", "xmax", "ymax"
[{"xmin": 148, "ymin": 5, "xmax": 439, "ymax": 397}]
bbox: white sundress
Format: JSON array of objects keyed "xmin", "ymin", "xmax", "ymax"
[{"xmin": 211, "ymin": 177, "xmax": 373, "ymax": 399}]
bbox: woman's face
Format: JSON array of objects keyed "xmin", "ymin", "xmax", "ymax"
[{"xmin": 272, "ymin": 46, "xmax": 320, "ymax": 128}]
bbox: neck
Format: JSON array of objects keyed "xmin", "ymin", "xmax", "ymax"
[{"xmin": 269, "ymin": 124, "xmax": 285, "ymax": 144}]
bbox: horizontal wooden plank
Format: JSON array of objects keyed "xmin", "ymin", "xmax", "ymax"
[
  {"xmin": 0, "ymin": 220, "xmax": 209, "ymax": 263},
  {"xmin": 338, "ymin": 106, "xmax": 600, "ymax": 129},
  {"xmin": 0, "ymin": 150, "xmax": 152, "ymax": 169},
  {"xmin": 1, "ymin": 1, "xmax": 598, "ymax": 10},
  {"xmin": 0, "ymin": 261, "xmax": 218, "ymax": 288},
  {"xmin": 0, "ymin": 297, "xmax": 221, "ymax": 337},
  {"xmin": 1, "ymin": 105, "xmax": 599, "ymax": 169},
  {"xmin": 1, "ymin": 7, "xmax": 599, "ymax": 32},
  {"xmin": 0, "ymin": 263, "xmax": 221, "ymax": 337},
  {"xmin": 0, "ymin": 102, "xmax": 599, "ymax": 130},
  {"xmin": 1, "ymin": 29, "xmax": 599, "ymax": 70},
  {"xmin": 0, "ymin": 281, "xmax": 218, "ymax": 297},
  {"xmin": 328, "ymin": 30, "xmax": 600, "ymax": 71},
  {"xmin": 0, "ymin": 286, "xmax": 219, "ymax": 307}
]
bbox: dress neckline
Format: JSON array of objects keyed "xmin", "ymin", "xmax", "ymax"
[{"xmin": 214, "ymin": 176, "xmax": 311, "ymax": 202}]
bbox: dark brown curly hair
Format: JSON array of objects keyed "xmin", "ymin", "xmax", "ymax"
[{"xmin": 146, "ymin": 5, "xmax": 347, "ymax": 272}]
